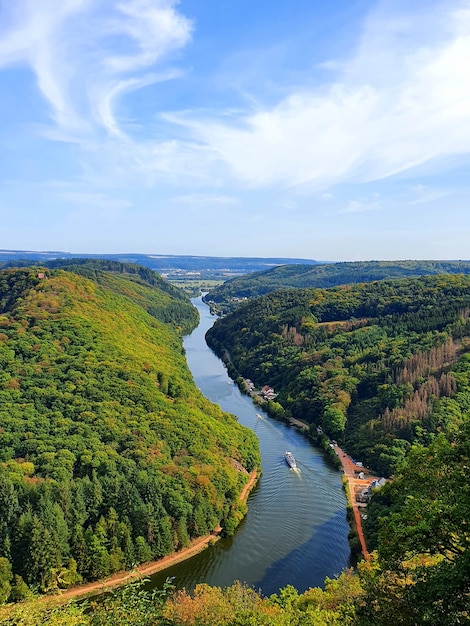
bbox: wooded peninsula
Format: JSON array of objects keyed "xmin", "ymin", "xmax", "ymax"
[{"xmin": 0, "ymin": 262, "xmax": 259, "ymax": 604}]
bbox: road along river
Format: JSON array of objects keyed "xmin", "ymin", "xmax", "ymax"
[{"xmin": 148, "ymin": 296, "xmax": 350, "ymax": 596}]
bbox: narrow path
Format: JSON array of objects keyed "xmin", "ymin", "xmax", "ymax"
[
  {"xmin": 56, "ymin": 533, "xmax": 221, "ymax": 602},
  {"xmin": 41, "ymin": 469, "xmax": 259, "ymax": 604},
  {"xmin": 334, "ymin": 446, "xmax": 373, "ymax": 561},
  {"xmin": 239, "ymin": 469, "xmax": 259, "ymax": 502}
]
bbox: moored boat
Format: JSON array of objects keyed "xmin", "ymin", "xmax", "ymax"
[{"xmin": 284, "ymin": 451, "xmax": 297, "ymax": 469}]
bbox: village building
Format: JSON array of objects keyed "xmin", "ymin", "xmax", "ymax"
[
  {"xmin": 260, "ymin": 385, "xmax": 277, "ymax": 400},
  {"xmin": 355, "ymin": 477, "xmax": 387, "ymax": 503}
]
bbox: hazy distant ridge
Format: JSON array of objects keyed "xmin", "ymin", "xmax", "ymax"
[
  {"xmin": 0, "ymin": 250, "xmax": 319, "ymax": 276},
  {"xmin": 206, "ymin": 259, "xmax": 470, "ymax": 312}
]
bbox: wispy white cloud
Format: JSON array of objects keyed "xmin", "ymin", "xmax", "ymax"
[
  {"xmin": 278, "ymin": 198, "xmax": 298, "ymax": 212},
  {"xmin": 0, "ymin": 0, "xmax": 93, "ymax": 133},
  {"xmin": 91, "ymin": 70, "xmax": 183, "ymax": 136},
  {"xmin": 173, "ymin": 0, "xmax": 470, "ymax": 189},
  {"xmin": 407, "ymin": 184, "xmax": 451, "ymax": 205},
  {"xmin": 170, "ymin": 193, "xmax": 240, "ymax": 208},
  {"xmin": 104, "ymin": 0, "xmax": 191, "ymax": 73},
  {"xmin": 0, "ymin": 0, "xmax": 207, "ymax": 185},
  {"xmin": 1, "ymin": 0, "xmax": 469, "ymax": 197},
  {"xmin": 0, "ymin": 0, "xmax": 192, "ymax": 139},
  {"xmin": 58, "ymin": 190, "xmax": 133, "ymax": 218},
  {"xmin": 340, "ymin": 198, "xmax": 381, "ymax": 214}
]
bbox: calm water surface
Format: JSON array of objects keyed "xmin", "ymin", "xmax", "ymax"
[{"xmin": 149, "ymin": 296, "xmax": 350, "ymax": 596}]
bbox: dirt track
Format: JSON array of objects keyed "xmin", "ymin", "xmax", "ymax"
[
  {"xmin": 334, "ymin": 446, "xmax": 375, "ymax": 560},
  {"xmin": 286, "ymin": 418, "xmax": 372, "ymax": 560}
]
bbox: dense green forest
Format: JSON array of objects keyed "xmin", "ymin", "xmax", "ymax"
[
  {"xmin": 1, "ymin": 258, "xmax": 199, "ymax": 334},
  {"xmin": 206, "ymin": 274, "xmax": 470, "ymax": 475},
  {"xmin": 205, "ymin": 260, "xmax": 470, "ymax": 314},
  {"xmin": 0, "ymin": 265, "xmax": 259, "ymax": 600},
  {"xmin": 2, "ymin": 390, "xmax": 468, "ymax": 624},
  {"xmin": 0, "ymin": 269, "xmax": 468, "ymax": 624}
]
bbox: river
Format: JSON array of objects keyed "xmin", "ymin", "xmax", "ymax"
[{"xmin": 148, "ymin": 296, "xmax": 350, "ymax": 596}]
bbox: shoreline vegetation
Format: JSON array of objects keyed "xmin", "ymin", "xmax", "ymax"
[
  {"xmin": 213, "ymin": 306, "xmax": 365, "ymax": 561},
  {"xmin": 38, "ymin": 469, "xmax": 259, "ymax": 606}
]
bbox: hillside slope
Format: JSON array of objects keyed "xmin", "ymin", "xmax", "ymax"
[
  {"xmin": 206, "ymin": 275, "xmax": 470, "ymax": 474},
  {"xmin": 206, "ymin": 260, "xmax": 470, "ymax": 313},
  {"xmin": 0, "ymin": 267, "xmax": 259, "ymax": 598},
  {"xmin": 44, "ymin": 257, "xmax": 199, "ymax": 333}
]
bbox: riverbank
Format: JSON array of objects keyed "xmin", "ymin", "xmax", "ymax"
[
  {"xmin": 279, "ymin": 417, "xmax": 371, "ymax": 561},
  {"xmin": 287, "ymin": 415, "xmax": 370, "ymax": 560},
  {"xmin": 37, "ymin": 469, "xmax": 259, "ymax": 605},
  {"xmin": 333, "ymin": 446, "xmax": 376, "ymax": 560}
]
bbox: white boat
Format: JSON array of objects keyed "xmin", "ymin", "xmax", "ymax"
[{"xmin": 284, "ymin": 451, "xmax": 297, "ymax": 469}]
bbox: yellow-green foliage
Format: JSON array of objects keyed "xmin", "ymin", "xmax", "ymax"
[
  {"xmin": 163, "ymin": 573, "xmax": 364, "ymax": 626},
  {"xmin": 0, "ymin": 572, "xmax": 364, "ymax": 626},
  {"xmin": 0, "ymin": 267, "xmax": 259, "ymax": 598},
  {"xmin": 207, "ymin": 274, "xmax": 470, "ymax": 475}
]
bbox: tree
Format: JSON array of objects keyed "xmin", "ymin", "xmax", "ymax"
[
  {"xmin": 26, "ymin": 517, "xmax": 61, "ymax": 591},
  {"xmin": 0, "ymin": 557, "xmax": 12, "ymax": 603},
  {"xmin": 8, "ymin": 574, "xmax": 31, "ymax": 603},
  {"xmin": 379, "ymin": 431, "xmax": 470, "ymax": 563},
  {"xmin": 134, "ymin": 536, "xmax": 152, "ymax": 564},
  {"xmin": 322, "ymin": 405, "xmax": 346, "ymax": 439},
  {"xmin": 84, "ymin": 528, "xmax": 110, "ymax": 580},
  {"xmin": 371, "ymin": 424, "xmax": 470, "ymax": 625}
]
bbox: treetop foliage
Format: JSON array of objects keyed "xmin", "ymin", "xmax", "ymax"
[
  {"xmin": 0, "ymin": 264, "xmax": 259, "ymax": 599},
  {"xmin": 207, "ymin": 274, "xmax": 470, "ymax": 475},
  {"xmin": 206, "ymin": 259, "xmax": 470, "ymax": 313}
]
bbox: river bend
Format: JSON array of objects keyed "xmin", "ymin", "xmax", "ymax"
[{"xmin": 148, "ymin": 296, "xmax": 350, "ymax": 596}]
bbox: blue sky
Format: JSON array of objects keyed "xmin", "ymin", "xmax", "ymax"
[{"xmin": 1, "ymin": 0, "xmax": 469, "ymax": 260}]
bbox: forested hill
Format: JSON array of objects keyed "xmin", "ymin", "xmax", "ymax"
[
  {"xmin": 206, "ymin": 274, "xmax": 470, "ymax": 475},
  {"xmin": 0, "ymin": 267, "xmax": 259, "ymax": 600},
  {"xmin": 46, "ymin": 257, "xmax": 193, "ymax": 300},
  {"xmin": 1, "ymin": 271, "xmax": 468, "ymax": 626},
  {"xmin": 205, "ymin": 260, "xmax": 470, "ymax": 313},
  {"xmin": 43, "ymin": 258, "xmax": 199, "ymax": 334}
]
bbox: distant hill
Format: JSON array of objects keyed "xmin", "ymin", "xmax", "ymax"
[
  {"xmin": 43, "ymin": 257, "xmax": 199, "ymax": 333},
  {"xmin": 205, "ymin": 260, "xmax": 470, "ymax": 313},
  {"xmin": 0, "ymin": 250, "xmax": 319, "ymax": 281}
]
